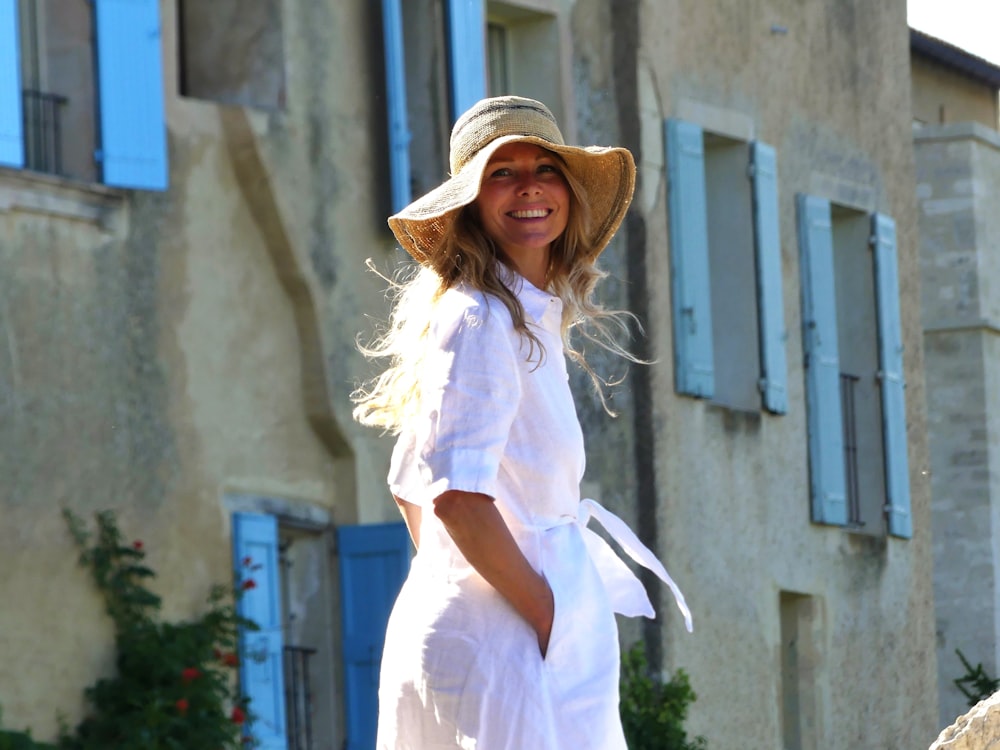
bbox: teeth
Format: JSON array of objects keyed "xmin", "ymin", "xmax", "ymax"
[{"xmin": 510, "ymin": 209, "xmax": 549, "ymax": 219}]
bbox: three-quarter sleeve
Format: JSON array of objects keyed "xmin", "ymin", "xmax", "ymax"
[{"xmin": 388, "ymin": 295, "xmax": 523, "ymax": 507}]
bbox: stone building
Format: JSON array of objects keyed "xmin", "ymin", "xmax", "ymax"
[
  {"xmin": 911, "ymin": 29, "xmax": 1000, "ymax": 729},
  {"xmin": 0, "ymin": 0, "xmax": 937, "ymax": 748}
]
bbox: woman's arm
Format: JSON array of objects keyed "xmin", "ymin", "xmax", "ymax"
[
  {"xmin": 433, "ymin": 489, "xmax": 555, "ymax": 656},
  {"xmin": 393, "ymin": 495, "xmax": 422, "ymax": 549}
]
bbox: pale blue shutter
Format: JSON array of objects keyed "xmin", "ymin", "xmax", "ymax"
[
  {"xmin": 232, "ymin": 513, "xmax": 288, "ymax": 750},
  {"xmin": 665, "ymin": 118, "xmax": 714, "ymax": 398},
  {"xmin": 94, "ymin": 0, "xmax": 168, "ymax": 190},
  {"xmin": 0, "ymin": 0, "xmax": 24, "ymax": 168},
  {"xmin": 751, "ymin": 142, "xmax": 787, "ymax": 414},
  {"xmin": 872, "ymin": 213, "xmax": 912, "ymax": 539},
  {"xmin": 382, "ymin": 0, "xmax": 411, "ymax": 213},
  {"xmin": 338, "ymin": 522, "xmax": 411, "ymax": 750},
  {"xmin": 445, "ymin": 0, "xmax": 486, "ymax": 122},
  {"xmin": 797, "ymin": 195, "xmax": 847, "ymax": 526}
]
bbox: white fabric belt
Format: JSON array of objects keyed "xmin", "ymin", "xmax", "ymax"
[{"xmin": 555, "ymin": 498, "xmax": 693, "ymax": 632}]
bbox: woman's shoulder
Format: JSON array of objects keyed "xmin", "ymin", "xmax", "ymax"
[{"xmin": 433, "ymin": 284, "xmax": 515, "ymax": 333}]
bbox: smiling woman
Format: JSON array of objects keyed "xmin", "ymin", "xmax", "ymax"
[{"xmin": 352, "ymin": 96, "xmax": 692, "ymax": 750}]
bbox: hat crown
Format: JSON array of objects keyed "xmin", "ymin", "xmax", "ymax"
[{"xmin": 449, "ymin": 96, "xmax": 565, "ymax": 175}]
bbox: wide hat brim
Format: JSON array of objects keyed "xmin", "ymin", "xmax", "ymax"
[{"xmin": 388, "ymin": 134, "xmax": 636, "ymax": 265}]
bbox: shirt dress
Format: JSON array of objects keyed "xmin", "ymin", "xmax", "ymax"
[{"xmin": 380, "ymin": 274, "xmax": 692, "ymax": 750}]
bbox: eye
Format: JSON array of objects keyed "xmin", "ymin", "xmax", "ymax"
[{"xmin": 488, "ymin": 167, "xmax": 512, "ymax": 178}]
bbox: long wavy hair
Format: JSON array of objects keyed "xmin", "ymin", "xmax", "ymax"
[{"xmin": 352, "ymin": 160, "xmax": 640, "ymax": 434}]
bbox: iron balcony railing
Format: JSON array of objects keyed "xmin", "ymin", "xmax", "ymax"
[
  {"xmin": 284, "ymin": 644, "xmax": 318, "ymax": 749},
  {"xmin": 22, "ymin": 89, "xmax": 67, "ymax": 176}
]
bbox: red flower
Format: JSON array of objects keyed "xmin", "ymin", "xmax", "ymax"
[
  {"xmin": 241, "ymin": 579, "xmax": 257, "ymax": 591},
  {"xmin": 242, "ymin": 556, "xmax": 253, "ymax": 567},
  {"xmin": 222, "ymin": 652, "xmax": 240, "ymax": 667},
  {"xmin": 175, "ymin": 698, "xmax": 189, "ymax": 715},
  {"xmin": 181, "ymin": 667, "xmax": 201, "ymax": 684},
  {"xmin": 132, "ymin": 540, "xmax": 143, "ymax": 551},
  {"xmin": 231, "ymin": 706, "xmax": 246, "ymax": 725}
]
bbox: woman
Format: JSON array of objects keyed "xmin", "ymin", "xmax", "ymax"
[{"xmin": 354, "ymin": 96, "xmax": 691, "ymax": 750}]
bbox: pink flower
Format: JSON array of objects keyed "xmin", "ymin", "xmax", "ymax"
[
  {"xmin": 231, "ymin": 706, "xmax": 246, "ymax": 725},
  {"xmin": 132, "ymin": 540, "xmax": 143, "ymax": 551},
  {"xmin": 242, "ymin": 556, "xmax": 253, "ymax": 567},
  {"xmin": 241, "ymin": 579, "xmax": 257, "ymax": 591}
]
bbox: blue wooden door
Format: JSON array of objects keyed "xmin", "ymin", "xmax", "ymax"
[
  {"xmin": 445, "ymin": 0, "xmax": 486, "ymax": 122},
  {"xmin": 232, "ymin": 513, "xmax": 288, "ymax": 750},
  {"xmin": 338, "ymin": 522, "xmax": 411, "ymax": 750}
]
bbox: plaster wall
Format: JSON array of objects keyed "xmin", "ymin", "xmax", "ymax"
[
  {"xmin": 912, "ymin": 55, "xmax": 1000, "ymax": 130},
  {"xmin": 606, "ymin": 0, "xmax": 937, "ymax": 747},
  {"xmin": 916, "ymin": 125, "xmax": 1000, "ymax": 727},
  {"xmin": 0, "ymin": 0, "xmax": 401, "ymax": 739}
]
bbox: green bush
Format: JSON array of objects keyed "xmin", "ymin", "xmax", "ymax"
[
  {"xmin": 620, "ymin": 643, "xmax": 707, "ymax": 750},
  {"xmin": 954, "ymin": 648, "xmax": 1000, "ymax": 707},
  {"xmin": 54, "ymin": 510, "xmax": 256, "ymax": 750},
  {"xmin": 0, "ymin": 708, "xmax": 55, "ymax": 750}
]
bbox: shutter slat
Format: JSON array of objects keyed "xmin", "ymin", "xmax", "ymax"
[
  {"xmin": 445, "ymin": 0, "xmax": 486, "ymax": 123},
  {"xmin": 872, "ymin": 213, "xmax": 913, "ymax": 539},
  {"xmin": 665, "ymin": 118, "xmax": 714, "ymax": 398},
  {"xmin": 751, "ymin": 141, "xmax": 787, "ymax": 414},
  {"xmin": 797, "ymin": 194, "xmax": 847, "ymax": 526},
  {"xmin": 0, "ymin": 0, "xmax": 24, "ymax": 168},
  {"xmin": 95, "ymin": 0, "xmax": 167, "ymax": 190},
  {"xmin": 338, "ymin": 522, "xmax": 411, "ymax": 750},
  {"xmin": 232, "ymin": 513, "xmax": 288, "ymax": 750},
  {"xmin": 382, "ymin": 0, "xmax": 411, "ymax": 213}
]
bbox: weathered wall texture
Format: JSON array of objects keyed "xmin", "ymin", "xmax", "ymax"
[
  {"xmin": 593, "ymin": 1, "xmax": 938, "ymax": 748},
  {"xmin": 917, "ymin": 123, "xmax": 1000, "ymax": 727},
  {"xmin": 0, "ymin": 0, "xmax": 399, "ymax": 739},
  {"xmin": 912, "ymin": 56, "xmax": 1000, "ymax": 130}
]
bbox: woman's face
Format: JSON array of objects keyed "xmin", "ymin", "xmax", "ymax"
[{"xmin": 475, "ymin": 142, "xmax": 570, "ymax": 278}]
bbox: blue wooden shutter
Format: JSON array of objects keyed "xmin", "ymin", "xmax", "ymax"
[
  {"xmin": 232, "ymin": 513, "xmax": 288, "ymax": 750},
  {"xmin": 338, "ymin": 522, "xmax": 411, "ymax": 750},
  {"xmin": 94, "ymin": 0, "xmax": 168, "ymax": 190},
  {"xmin": 751, "ymin": 142, "xmax": 788, "ymax": 414},
  {"xmin": 382, "ymin": 0, "xmax": 411, "ymax": 213},
  {"xmin": 445, "ymin": 0, "xmax": 486, "ymax": 123},
  {"xmin": 797, "ymin": 195, "xmax": 847, "ymax": 526},
  {"xmin": 665, "ymin": 118, "xmax": 714, "ymax": 398},
  {"xmin": 0, "ymin": 0, "xmax": 24, "ymax": 168},
  {"xmin": 872, "ymin": 213, "xmax": 913, "ymax": 539}
]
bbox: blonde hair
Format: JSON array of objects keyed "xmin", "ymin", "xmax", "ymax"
[{"xmin": 353, "ymin": 162, "xmax": 640, "ymax": 433}]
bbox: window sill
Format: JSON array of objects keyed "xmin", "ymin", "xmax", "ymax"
[{"xmin": 0, "ymin": 166, "xmax": 124, "ymax": 231}]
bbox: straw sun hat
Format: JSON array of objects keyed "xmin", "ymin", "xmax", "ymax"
[{"xmin": 388, "ymin": 96, "xmax": 636, "ymax": 265}]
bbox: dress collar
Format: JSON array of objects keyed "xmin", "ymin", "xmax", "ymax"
[{"xmin": 501, "ymin": 266, "xmax": 562, "ymax": 328}]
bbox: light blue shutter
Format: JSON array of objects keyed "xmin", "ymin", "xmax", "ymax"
[
  {"xmin": 94, "ymin": 0, "xmax": 167, "ymax": 190},
  {"xmin": 665, "ymin": 118, "xmax": 714, "ymax": 398},
  {"xmin": 872, "ymin": 213, "xmax": 912, "ymax": 539},
  {"xmin": 338, "ymin": 522, "xmax": 411, "ymax": 750},
  {"xmin": 232, "ymin": 513, "xmax": 288, "ymax": 750},
  {"xmin": 382, "ymin": 0, "xmax": 411, "ymax": 213},
  {"xmin": 0, "ymin": 0, "xmax": 24, "ymax": 168},
  {"xmin": 445, "ymin": 0, "xmax": 486, "ymax": 122},
  {"xmin": 797, "ymin": 195, "xmax": 847, "ymax": 526},
  {"xmin": 751, "ymin": 142, "xmax": 788, "ymax": 414}
]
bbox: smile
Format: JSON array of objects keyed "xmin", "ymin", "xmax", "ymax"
[{"xmin": 508, "ymin": 209, "xmax": 550, "ymax": 219}]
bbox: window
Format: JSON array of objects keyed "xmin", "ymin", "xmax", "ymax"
[
  {"xmin": 665, "ymin": 118, "xmax": 788, "ymax": 413},
  {"xmin": 485, "ymin": 2, "xmax": 565, "ymax": 124},
  {"xmin": 233, "ymin": 511, "xmax": 411, "ymax": 749},
  {"xmin": 381, "ymin": 0, "xmax": 568, "ymax": 216},
  {"xmin": 797, "ymin": 196, "xmax": 912, "ymax": 538},
  {"xmin": 0, "ymin": 0, "xmax": 167, "ymax": 190},
  {"xmin": 177, "ymin": 0, "xmax": 286, "ymax": 110}
]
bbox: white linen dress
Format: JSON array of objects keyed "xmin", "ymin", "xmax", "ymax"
[{"xmin": 379, "ymin": 275, "xmax": 692, "ymax": 750}]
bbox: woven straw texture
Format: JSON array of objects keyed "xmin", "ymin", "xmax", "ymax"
[{"xmin": 388, "ymin": 96, "xmax": 636, "ymax": 265}]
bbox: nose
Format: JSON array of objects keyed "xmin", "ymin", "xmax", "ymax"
[{"xmin": 516, "ymin": 173, "xmax": 542, "ymax": 196}]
